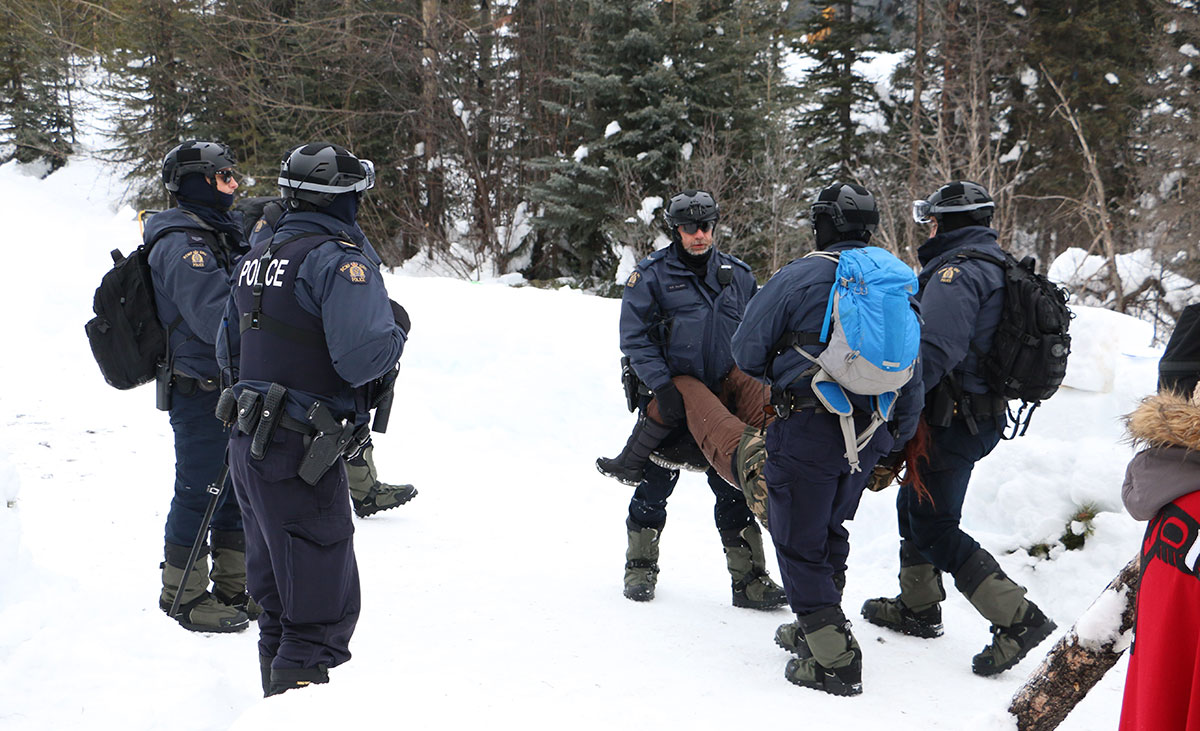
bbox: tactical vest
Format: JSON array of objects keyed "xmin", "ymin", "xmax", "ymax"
[{"xmin": 233, "ymin": 233, "xmax": 345, "ymax": 397}]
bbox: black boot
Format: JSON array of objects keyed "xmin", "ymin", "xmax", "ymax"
[
  {"xmin": 259, "ymin": 654, "xmax": 274, "ymax": 697},
  {"xmin": 597, "ymin": 417, "xmax": 674, "ymax": 486},
  {"xmin": 267, "ymin": 665, "xmax": 329, "ymax": 697}
]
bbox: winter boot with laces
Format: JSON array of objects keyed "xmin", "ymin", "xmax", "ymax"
[
  {"xmin": 597, "ymin": 416, "xmax": 675, "ymax": 486},
  {"xmin": 347, "ymin": 444, "xmax": 417, "ymax": 518},
  {"xmin": 861, "ymin": 541, "xmax": 946, "ymax": 639},
  {"xmin": 719, "ymin": 523, "xmax": 787, "ymax": 610},
  {"xmin": 623, "ymin": 518, "xmax": 662, "ymax": 601},
  {"xmin": 159, "ymin": 542, "xmax": 250, "ymax": 633},
  {"xmin": 954, "ymin": 548, "xmax": 1057, "ymax": 676},
  {"xmin": 784, "ymin": 606, "xmax": 863, "ymax": 696},
  {"xmin": 210, "ymin": 529, "xmax": 262, "ymax": 620}
]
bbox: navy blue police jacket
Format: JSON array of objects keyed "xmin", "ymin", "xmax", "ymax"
[
  {"xmin": 217, "ymin": 210, "xmax": 406, "ymax": 423},
  {"xmin": 146, "ymin": 207, "xmax": 246, "ymax": 383},
  {"xmin": 915, "ymin": 226, "xmax": 1006, "ymax": 396},
  {"xmin": 620, "ymin": 244, "xmax": 756, "ymax": 393},
  {"xmin": 731, "ymin": 240, "xmax": 923, "ymax": 446}
]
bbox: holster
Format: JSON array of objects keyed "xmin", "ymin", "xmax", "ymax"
[
  {"xmin": 770, "ymin": 385, "xmax": 792, "ymax": 420},
  {"xmin": 368, "ymin": 367, "xmax": 398, "ymax": 434},
  {"xmin": 155, "ymin": 359, "xmax": 173, "ymax": 412},
  {"xmin": 250, "ymin": 383, "xmax": 287, "ymax": 460},
  {"xmin": 298, "ymin": 402, "xmax": 366, "ymax": 486},
  {"xmin": 927, "ymin": 380, "xmax": 956, "ymax": 428},
  {"xmin": 621, "ymin": 356, "xmax": 639, "ymax": 413},
  {"xmin": 215, "ymin": 387, "xmax": 237, "ymax": 427}
]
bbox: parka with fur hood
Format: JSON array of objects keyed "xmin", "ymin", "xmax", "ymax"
[{"xmin": 1119, "ymin": 389, "xmax": 1200, "ymax": 731}]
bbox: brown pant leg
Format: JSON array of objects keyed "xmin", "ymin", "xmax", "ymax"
[
  {"xmin": 720, "ymin": 366, "xmax": 774, "ymax": 430},
  {"xmin": 669, "ymin": 375, "xmax": 745, "ymax": 487}
]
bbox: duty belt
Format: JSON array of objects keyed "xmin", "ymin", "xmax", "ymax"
[
  {"xmin": 770, "ymin": 386, "xmax": 828, "ymax": 420},
  {"xmin": 223, "ymin": 383, "xmax": 369, "ymax": 485}
]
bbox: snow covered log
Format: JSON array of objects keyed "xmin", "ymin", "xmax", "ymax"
[{"xmin": 1008, "ymin": 555, "xmax": 1139, "ymax": 731}]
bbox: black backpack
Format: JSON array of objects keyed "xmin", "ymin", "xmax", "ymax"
[
  {"xmin": 84, "ymin": 220, "xmax": 214, "ymax": 390},
  {"xmin": 234, "ymin": 196, "xmax": 286, "ymax": 242},
  {"xmin": 1158, "ymin": 303, "xmax": 1200, "ymax": 396},
  {"xmin": 956, "ymin": 250, "xmax": 1073, "ymax": 437}
]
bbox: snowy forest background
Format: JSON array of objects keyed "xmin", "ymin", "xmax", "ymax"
[{"xmin": 2, "ymin": 0, "xmax": 1199, "ymax": 332}]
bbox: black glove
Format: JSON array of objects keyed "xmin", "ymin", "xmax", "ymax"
[
  {"xmin": 389, "ymin": 299, "xmax": 411, "ymax": 333},
  {"xmin": 652, "ymin": 381, "xmax": 686, "ymax": 426}
]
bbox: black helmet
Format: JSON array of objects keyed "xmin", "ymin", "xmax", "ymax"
[
  {"xmin": 912, "ymin": 181, "xmax": 994, "ymax": 225},
  {"xmin": 278, "ymin": 142, "xmax": 375, "ymax": 208},
  {"xmin": 810, "ymin": 182, "xmax": 879, "ymax": 236},
  {"xmin": 161, "ymin": 140, "xmax": 236, "ymax": 193},
  {"xmin": 664, "ymin": 190, "xmax": 720, "ymax": 232}
]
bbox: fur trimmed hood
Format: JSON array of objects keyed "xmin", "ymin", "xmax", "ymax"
[
  {"xmin": 1122, "ymin": 387, "xmax": 1200, "ymax": 520},
  {"xmin": 1125, "ymin": 389, "xmax": 1200, "ymax": 451}
]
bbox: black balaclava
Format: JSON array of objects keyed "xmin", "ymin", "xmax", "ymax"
[
  {"xmin": 672, "ymin": 238, "xmax": 713, "ymax": 279},
  {"xmin": 176, "ymin": 173, "xmax": 240, "ymax": 240},
  {"xmin": 324, "ymin": 191, "xmax": 359, "ymax": 225},
  {"xmin": 936, "ymin": 211, "xmax": 991, "ymax": 233},
  {"xmin": 813, "ymin": 214, "xmax": 842, "ymax": 251}
]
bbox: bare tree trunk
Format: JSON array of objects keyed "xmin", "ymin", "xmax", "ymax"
[
  {"xmin": 1008, "ymin": 555, "xmax": 1138, "ymax": 731},
  {"xmin": 1042, "ymin": 66, "xmax": 1124, "ymax": 311},
  {"xmin": 904, "ymin": 0, "xmax": 925, "ymax": 263}
]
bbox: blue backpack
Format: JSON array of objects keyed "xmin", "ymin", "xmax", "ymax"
[{"xmin": 796, "ymin": 247, "xmax": 921, "ymax": 471}]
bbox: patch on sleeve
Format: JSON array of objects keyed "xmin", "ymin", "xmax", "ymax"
[
  {"xmin": 337, "ymin": 259, "xmax": 370, "ymax": 285},
  {"xmin": 938, "ymin": 266, "xmax": 960, "ymax": 284},
  {"xmin": 253, "ymin": 219, "xmax": 266, "ymax": 233},
  {"xmin": 626, "ymin": 271, "xmax": 640, "ymax": 287},
  {"xmin": 182, "ymin": 249, "xmax": 210, "ymax": 269}
]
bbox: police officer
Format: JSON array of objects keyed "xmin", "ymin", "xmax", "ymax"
[
  {"xmin": 861, "ymin": 181, "xmax": 1056, "ymax": 676},
  {"xmin": 597, "ymin": 189, "xmax": 786, "ymax": 610},
  {"xmin": 218, "ymin": 142, "xmax": 407, "ymax": 695},
  {"xmin": 732, "ymin": 183, "xmax": 923, "ymax": 696},
  {"xmin": 149, "ymin": 140, "xmax": 253, "ymax": 633},
  {"xmin": 245, "ymin": 173, "xmax": 417, "ymax": 519}
]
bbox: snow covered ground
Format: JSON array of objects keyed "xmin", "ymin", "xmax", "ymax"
[{"xmin": 0, "ymin": 152, "xmax": 1159, "ymax": 730}]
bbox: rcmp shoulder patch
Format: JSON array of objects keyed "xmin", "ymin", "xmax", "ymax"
[
  {"xmin": 182, "ymin": 249, "xmax": 210, "ymax": 268},
  {"xmin": 626, "ymin": 271, "xmax": 640, "ymax": 287},
  {"xmin": 338, "ymin": 259, "xmax": 370, "ymax": 285},
  {"xmin": 938, "ymin": 266, "xmax": 960, "ymax": 284}
]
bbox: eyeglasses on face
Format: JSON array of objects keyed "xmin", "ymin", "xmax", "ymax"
[
  {"xmin": 680, "ymin": 220, "xmax": 714, "ymax": 235},
  {"xmin": 215, "ymin": 169, "xmax": 237, "ymax": 183}
]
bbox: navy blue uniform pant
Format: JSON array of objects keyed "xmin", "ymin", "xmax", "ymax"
[
  {"xmin": 628, "ymin": 460, "xmax": 753, "ymax": 534},
  {"xmin": 230, "ymin": 428, "xmax": 360, "ymax": 671},
  {"xmin": 765, "ymin": 410, "xmax": 892, "ymax": 614},
  {"xmin": 896, "ymin": 417, "xmax": 1002, "ymax": 575},
  {"xmin": 164, "ymin": 387, "xmax": 241, "ymax": 547}
]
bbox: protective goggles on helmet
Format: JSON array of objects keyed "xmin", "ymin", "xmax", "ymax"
[
  {"xmin": 912, "ymin": 198, "xmax": 994, "ymax": 224},
  {"xmin": 679, "ymin": 220, "xmax": 715, "ymax": 235},
  {"xmin": 278, "ymin": 158, "xmax": 376, "ymax": 195}
]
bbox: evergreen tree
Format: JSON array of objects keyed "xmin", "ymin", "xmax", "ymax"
[
  {"xmin": 791, "ymin": 0, "xmax": 888, "ymax": 182},
  {"xmin": 102, "ymin": 0, "xmax": 208, "ymax": 207},
  {"xmin": 0, "ymin": 0, "xmax": 78, "ymax": 173}
]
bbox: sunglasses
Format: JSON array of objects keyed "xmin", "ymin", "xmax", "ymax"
[
  {"xmin": 215, "ymin": 170, "xmax": 237, "ymax": 184},
  {"xmin": 680, "ymin": 220, "xmax": 715, "ymax": 235}
]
